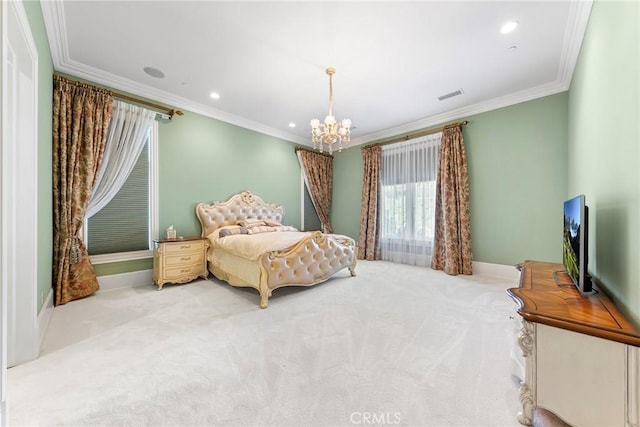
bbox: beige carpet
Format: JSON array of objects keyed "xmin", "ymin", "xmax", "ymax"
[{"xmin": 8, "ymin": 260, "xmax": 521, "ymax": 427}]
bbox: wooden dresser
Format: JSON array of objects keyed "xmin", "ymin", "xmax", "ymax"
[
  {"xmin": 153, "ymin": 236, "xmax": 209, "ymax": 290},
  {"xmin": 508, "ymin": 261, "xmax": 640, "ymax": 426}
]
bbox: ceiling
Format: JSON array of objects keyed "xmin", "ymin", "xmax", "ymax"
[{"xmin": 41, "ymin": 1, "xmax": 593, "ymax": 147}]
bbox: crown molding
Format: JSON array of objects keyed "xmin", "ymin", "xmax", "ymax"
[
  {"xmin": 350, "ymin": 80, "xmax": 569, "ymax": 146},
  {"xmin": 40, "ymin": 0, "xmax": 68, "ymax": 70},
  {"xmin": 557, "ymin": 0, "xmax": 593, "ymax": 88},
  {"xmin": 41, "ymin": 0, "xmax": 592, "ymax": 149},
  {"xmin": 51, "ymin": 57, "xmax": 309, "ymax": 145}
]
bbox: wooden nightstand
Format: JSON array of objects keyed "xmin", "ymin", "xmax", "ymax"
[{"xmin": 153, "ymin": 236, "xmax": 209, "ymax": 289}]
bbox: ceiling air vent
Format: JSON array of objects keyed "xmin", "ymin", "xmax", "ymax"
[{"xmin": 438, "ymin": 89, "xmax": 464, "ymax": 101}]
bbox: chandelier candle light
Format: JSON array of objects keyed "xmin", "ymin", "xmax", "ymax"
[{"xmin": 310, "ymin": 67, "xmax": 351, "ymax": 154}]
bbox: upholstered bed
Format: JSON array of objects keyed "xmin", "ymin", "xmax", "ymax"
[{"xmin": 196, "ymin": 191, "xmax": 357, "ymax": 308}]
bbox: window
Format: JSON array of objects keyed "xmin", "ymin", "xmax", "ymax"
[
  {"xmin": 86, "ymin": 122, "xmax": 158, "ymax": 262},
  {"xmin": 301, "ymin": 173, "xmax": 322, "ymax": 231},
  {"xmin": 379, "ymin": 132, "xmax": 441, "ymax": 267}
]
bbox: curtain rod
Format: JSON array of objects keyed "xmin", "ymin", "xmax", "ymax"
[
  {"xmin": 363, "ymin": 120, "xmax": 469, "ymax": 149},
  {"xmin": 294, "ymin": 145, "xmax": 334, "ymax": 158},
  {"xmin": 53, "ymin": 74, "xmax": 184, "ymax": 119}
]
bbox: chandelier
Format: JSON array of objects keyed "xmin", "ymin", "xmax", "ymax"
[{"xmin": 310, "ymin": 67, "xmax": 351, "ymax": 154}]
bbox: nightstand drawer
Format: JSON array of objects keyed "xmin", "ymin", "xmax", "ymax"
[
  {"xmin": 163, "ymin": 240, "xmax": 204, "ymax": 254},
  {"xmin": 164, "ymin": 252, "xmax": 204, "ymax": 267},
  {"xmin": 163, "ymin": 264, "xmax": 205, "ymax": 281}
]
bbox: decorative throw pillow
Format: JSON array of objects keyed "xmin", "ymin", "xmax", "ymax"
[
  {"xmin": 236, "ymin": 219, "xmax": 267, "ymax": 227},
  {"xmin": 218, "ymin": 225, "xmax": 249, "ymax": 238}
]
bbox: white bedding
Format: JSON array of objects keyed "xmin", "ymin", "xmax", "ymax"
[{"xmin": 207, "ymin": 230, "xmax": 313, "ymax": 260}]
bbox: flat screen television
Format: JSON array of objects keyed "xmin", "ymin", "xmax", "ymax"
[{"xmin": 562, "ymin": 194, "xmax": 592, "ymax": 293}]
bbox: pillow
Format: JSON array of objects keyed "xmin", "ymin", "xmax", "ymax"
[
  {"xmin": 236, "ymin": 219, "xmax": 267, "ymax": 227},
  {"xmin": 218, "ymin": 225, "xmax": 249, "ymax": 238},
  {"xmin": 246, "ymin": 224, "xmax": 299, "ymax": 234}
]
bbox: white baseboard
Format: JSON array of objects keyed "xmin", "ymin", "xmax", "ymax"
[
  {"xmin": 97, "ymin": 269, "xmax": 153, "ymax": 292},
  {"xmin": 472, "ymin": 261, "xmax": 520, "ymax": 281},
  {"xmin": 37, "ymin": 288, "xmax": 54, "ymax": 348}
]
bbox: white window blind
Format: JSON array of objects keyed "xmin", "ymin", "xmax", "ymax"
[{"xmin": 87, "ymin": 140, "xmax": 150, "ymax": 255}]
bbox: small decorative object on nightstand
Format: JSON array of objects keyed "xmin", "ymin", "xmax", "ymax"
[{"xmin": 153, "ymin": 236, "xmax": 209, "ymax": 289}]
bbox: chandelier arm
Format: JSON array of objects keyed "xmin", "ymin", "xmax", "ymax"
[{"xmin": 328, "ymin": 72, "xmax": 334, "ymax": 117}]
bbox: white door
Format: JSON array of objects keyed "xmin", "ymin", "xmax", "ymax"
[{"xmin": 1, "ymin": 1, "xmax": 40, "ymax": 422}]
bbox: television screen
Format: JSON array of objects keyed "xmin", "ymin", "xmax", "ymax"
[{"xmin": 563, "ymin": 194, "xmax": 591, "ymax": 293}]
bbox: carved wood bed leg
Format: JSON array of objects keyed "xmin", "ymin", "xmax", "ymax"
[
  {"xmin": 259, "ymin": 292, "xmax": 269, "ymax": 309},
  {"xmin": 349, "ymin": 259, "xmax": 357, "ymax": 276},
  {"xmin": 258, "ymin": 266, "xmax": 270, "ymax": 309}
]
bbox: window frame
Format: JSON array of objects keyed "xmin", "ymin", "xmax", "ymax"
[{"xmin": 88, "ymin": 121, "xmax": 159, "ymax": 264}]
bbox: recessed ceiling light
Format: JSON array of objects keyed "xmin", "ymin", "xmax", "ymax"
[
  {"xmin": 288, "ymin": 122, "xmax": 296, "ymax": 128},
  {"xmin": 143, "ymin": 66, "xmax": 165, "ymax": 79},
  {"xmin": 500, "ymin": 20, "xmax": 519, "ymax": 34},
  {"xmin": 210, "ymin": 92, "xmax": 220, "ymax": 100}
]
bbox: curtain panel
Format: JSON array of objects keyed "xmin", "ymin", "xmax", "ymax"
[
  {"xmin": 296, "ymin": 148, "xmax": 334, "ymax": 233},
  {"xmin": 86, "ymin": 100, "xmax": 156, "ymax": 218},
  {"xmin": 431, "ymin": 125, "xmax": 473, "ymax": 275},
  {"xmin": 52, "ymin": 77, "xmax": 113, "ymax": 305},
  {"xmin": 379, "ymin": 133, "xmax": 441, "ymax": 267},
  {"xmin": 357, "ymin": 145, "xmax": 382, "ymax": 260}
]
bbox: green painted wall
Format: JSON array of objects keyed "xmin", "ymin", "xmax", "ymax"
[
  {"xmin": 158, "ymin": 112, "xmax": 301, "ymax": 237},
  {"xmin": 24, "ymin": 1, "xmax": 53, "ymax": 312},
  {"xmin": 332, "ymin": 93, "xmax": 569, "ymax": 266},
  {"xmin": 464, "ymin": 94, "xmax": 568, "ymax": 265},
  {"xmin": 567, "ymin": 0, "xmax": 640, "ymax": 323},
  {"xmin": 94, "ymin": 259, "xmax": 152, "ymax": 277},
  {"xmin": 332, "ymin": 147, "xmax": 363, "ymax": 240}
]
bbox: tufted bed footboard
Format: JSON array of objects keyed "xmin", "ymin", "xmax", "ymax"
[{"xmin": 258, "ymin": 230, "xmax": 356, "ymax": 308}]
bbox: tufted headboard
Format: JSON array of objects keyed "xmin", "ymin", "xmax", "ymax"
[{"xmin": 195, "ymin": 191, "xmax": 285, "ymax": 238}]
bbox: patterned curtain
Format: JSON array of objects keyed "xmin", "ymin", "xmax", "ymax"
[
  {"xmin": 357, "ymin": 145, "xmax": 382, "ymax": 260},
  {"xmin": 52, "ymin": 76, "xmax": 113, "ymax": 305},
  {"xmin": 431, "ymin": 125, "xmax": 473, "ymax": 275},
  {"xmin": 296, "ymin": 148, "xmax": 334, "ymax": 233}
]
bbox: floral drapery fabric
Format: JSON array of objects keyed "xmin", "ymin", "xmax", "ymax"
[
  {"xmin": 431, "ymin": 125, "xmax": 473, "ymax": 275},
  {"xmin": 52, "ymin": 76, "xmax": 113, "ymax": 305},
  {"xmin": 357, "ymin": 145, "xmax": 382, "ymax": 260},
  {"xmin": 296, "ymin": 148, "xmax": 334, "ymax": 233}
]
